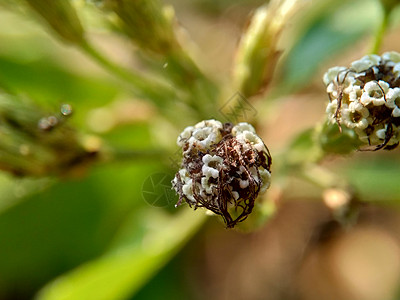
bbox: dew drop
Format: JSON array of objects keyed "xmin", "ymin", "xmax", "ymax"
[
  {"xmin": 47, "ymin": 116, "xmax": 58, "ymax": 127},
  {"xmin": 38, "ymin": 117, "xmax": 50, "ymax": 130},
  {"xmin": 61, "ymin": 104, "xmax": 73, "ymax": 116}
]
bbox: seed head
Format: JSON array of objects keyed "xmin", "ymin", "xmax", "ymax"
[
  {"xmin": 324, "ymin": 52, "xmax": 400, "ymax": 150},
  {"xmin": 172, "ymin": 120, "xmax": 272, "ymax": 228}
]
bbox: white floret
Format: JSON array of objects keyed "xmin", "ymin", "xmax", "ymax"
[
  {"xmin": 259, "ymin": 169, "xmax": 272, "ymax": 193},
  {"xmin": 341, "ymin": 102, "xmax": 369, "ymax": 130},
  {"xmin": 179, "ymin": 119, "xmax": 223, "ymax": 151},
  {"xmin": 323, "ymin": 66, "xmax": 347, "ymax": 85},
  {"xmin": 393, "ymin": 63, "xmax": 400, "ymax": 77},
  {"xmin": 177, "ymin": 168, "xmax": 196, "ymax": 203},
  {"xmin": 249, "ymin": 166, "xmax": 259, "ymax": 182},
  {"xmin": 236, "ymin": 130, "xmax": 265, "ymax": 152},
  {"xmin": 232, "ymin": 191, "xmax": 239, "ymax": 201},
  {"xmin": 382, "ymin": 51, "xmax": 400, "ymax": 63},
  {"xmin": 351, "ymin": 54, "xmax": 381, "ymax": 72},
  {"xmin": 201, "ymin": 154, "xmax": 224, "ymax": 194},
  {"xmin": 360, "ymin": 81, "xmax": 389, "ymax": 106},
  {"xmin": 348, "ymin": 85, "xmax": 362, "ymax": 102},
  {"xmin": 177, "ymin": 126, "xmax": 194, "ymax": 147},
  {"xmin": 386, "ymin": 88, "xmax": 400, "ymax": 117},
  {"xmin": 194, "ymin": 119, "xmax": 223, "ymax": 130},
  {"xmin": 239, "ymin": 179, "xmax": 249, "ymax": 189},
  {"xmin": 343, "ymin": 79, "xmax": 357, "ymax": 95},
  {"xmin": 202, "ymin": 154, "xmax": 223, "ymax": 178},
  {"xmin": 376, "ymin": 128, "xmax": 386, "ymax": 140},
  {"xmin": 326, "ymin": 82, "xmax": 338, "ymax": 98},
  {"xmin": 232, "ymin": 122, "xmax": 256, "ymax": 135},
  {"xmin": 326, "ymin": 100, "xmax": 339, "ymax": 123}
]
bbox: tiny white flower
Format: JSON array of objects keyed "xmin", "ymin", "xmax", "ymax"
[
  {"xmin": 236, "ymin": 130, "xmax": 265, "ymax": 152},
  {"xmin": 386, "ymin": 88, "xmax": 400, "ymax": 117},
  {"xmin": 177, "ymin": 126, "xmax": 194, "ymax": 146},
  {"xmin": 382, "ymin": 51, "xmax": 400, "ymax": 63},
  {"xmin": 341, "ymin": 103, "xmax": 369, "ymax": 130},
  {"xmin": 376, "ymin": 128, "xmax": 386, "ymax": 140},
  {"xmin": 393, "ymin": 63, "xmax": 400, "ymax": 77},
  {"xmin": 259, "ymin": 169, "xmax": 271, "ymax": 193},
  {"xmin": 326, "ymin": 82, "xmax": 338, "ymax": 98},
  {"xmin": 323, "ymin": 66, "xmax": 347, "ymax": 85},
  {"xmin": 232, "ymin": 122, "xmax": 256, "ymax": 135},
  {"xmin": 351, "ymin": 54, "xmax": 381, "ymax": 72},
  {"xmin": 326, "ymin": 100, "xmax": 339, "ymax": 123},
  {"xmin": 361, "ymin": 81, "xmax": 389, "ymax": 106},
  {"xmin": 348, "ymin": 85, "xmax": 362, "ymax": 102}
]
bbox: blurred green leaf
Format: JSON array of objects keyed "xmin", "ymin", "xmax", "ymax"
[
  {"xmin": 35, "ymin": 208, "xmax": 206, "ymax": 300},
  {"xmin": 0, "ymin": 173, "xmax": 52, "ymax": 212},
  {"xmin": 0, "ymin": 158, "xmax": 160, "ymax": 298},
  {"xmin": 0, "ymin": 55, "xmax": 120, "ymax": 123},
  {"xmin": 280, "ymin": 0, "xmax": 379, "ymax": 91},
  {"xmin": 335, "ymin": 155, "xmax": 400, "ymax": 202}
]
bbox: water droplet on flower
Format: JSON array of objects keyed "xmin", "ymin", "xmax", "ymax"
[{"xmin": 61, "ymin": 104, "xmax": 73, "ymax": 116}]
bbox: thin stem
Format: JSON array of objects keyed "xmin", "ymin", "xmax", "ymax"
[
  {"xmin": 79, "ymin": 40, "xmax": 176, "ymax": 107},
  {"xmin": 369, "ymin": 4, "xmax": 390, "ymax": 54},
  {"xmin": 106, "ymin": 148, "xmax": 167, "ymax": 162}
]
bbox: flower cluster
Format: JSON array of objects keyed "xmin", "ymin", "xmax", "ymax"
[
  {"xmin": 172, "ymin": 120, "xmax": 272, "ymax": 228},
  {"xmin": 324, "ymin": 52, "xmax": 400, "ymax": 150}
]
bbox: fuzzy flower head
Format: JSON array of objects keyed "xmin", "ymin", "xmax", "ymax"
[
  {"xmin": 172, "ymin": 120, "xmax": 272, "ymax": 228},
  {"xmin": 324, "ymin": 52, "xmax": 400, "ymax": 150}
]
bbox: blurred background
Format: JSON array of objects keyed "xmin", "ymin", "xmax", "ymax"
[{"xmin": 0, "ymin": 0, "xmax": 400, "ymax": 299}]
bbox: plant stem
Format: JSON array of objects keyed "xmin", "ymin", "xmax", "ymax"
[
  {"xmin": 369, "ymin": 4, "xmax": 390, "ymax": 54},
  {"xmin": 79, "ymin": 40, "xmax": 176, "ymax": 107},
  {"xmin": 108, "ymin": 148, "xmax": 167, "ymax": 162}
]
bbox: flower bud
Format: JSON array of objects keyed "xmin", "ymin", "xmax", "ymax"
[
  {"xmin": 323, "ymin": 52, "xmax": 400, "ymax": 150},
  {"xmin": 233, "ymin": 0, "xmax": 303, "ymax": 97},
  {"xmin": 172, "ymin": 120, "xmax": 272, "ymax": 228}
]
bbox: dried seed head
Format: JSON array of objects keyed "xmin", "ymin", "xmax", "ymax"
[
  {"xmin": 172, "ymin": 119, "xmax": 272, "ymax": 228},
  {"xmin": 324, "ymin": 52, "xmax": 400, "ymax": 150}
]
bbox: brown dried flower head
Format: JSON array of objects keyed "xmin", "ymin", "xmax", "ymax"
[{"xmin": 172, "ymin": 120, "xmax": 272, "ymax": 228}]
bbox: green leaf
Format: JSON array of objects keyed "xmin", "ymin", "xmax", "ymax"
[
  {"xmin": 0, "ymin": 55, "xmax": 120, "ymax": 123},
  {"xmin": 336, "ymin": 156, "xmax": 400, "ymax": 202},
  {"xmin": 279, "ymin": 0, "xmax": 379, "ymax": 92},
  {"xmin": 35, "ymin": 208, "xmax": 206, "ymax": 300},
  {"xmin": 0, "ymin": 158, "xmax": 160, "ymax": 298}
]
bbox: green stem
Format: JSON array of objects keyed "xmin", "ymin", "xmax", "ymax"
[
  {"xmin": 79, "ymin": 41, "xmax": 176, "ymax": 107},
  {"xmin": 369, "ymin": 4, "xmax": 390, "ymax": 54},
  {"xmin": 108, "ymin": 148, "xmax": 167, "ymax": 162}
]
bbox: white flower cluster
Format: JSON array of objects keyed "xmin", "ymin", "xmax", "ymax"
[
  {"xmin": 324, "ymin": 52, "xmax": 400, "ymax": 150},
  {"xmin": 172, "ymin": 119, "xmax": 272, "ymax": 228}
]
